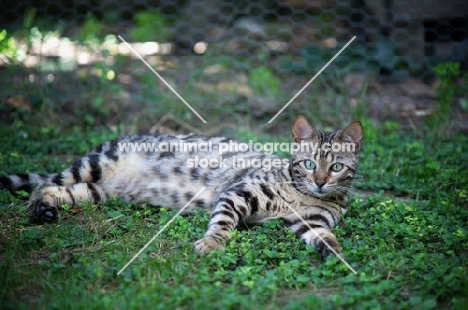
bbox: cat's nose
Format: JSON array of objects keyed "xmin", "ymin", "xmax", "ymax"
[{"xmin": 315, "ymin": 180, "xmax": 326, "ymax": 188}]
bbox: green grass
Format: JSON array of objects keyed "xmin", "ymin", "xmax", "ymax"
[{"xmin": 0, "ymin": 121, "xmax": 467, "ymax": 310}]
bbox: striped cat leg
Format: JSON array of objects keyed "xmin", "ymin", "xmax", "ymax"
[
  {"xmin": 284, "ymin": 215, "xmax": 342, "ymax": 259},
  {"xmin": 28, "ymin": 183, "xmax": 106, "ymax": 222},
  {"xmin": 48, "ymin": 154, "xmax": 106, "ymax": 187},
  {"xmin": 194, "ymin": 194, "xmax": 250, "ymax": 254},
  {"xmin": 29, "ymin": 153, "xmax": 109, "ymax": 222}
]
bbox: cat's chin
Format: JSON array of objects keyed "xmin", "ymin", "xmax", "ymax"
[
  {"xmin": 306, "ymin": 184, "xmax": 330, "ymax": 197},
  {"xmin": 310, "ymin": 191, "xmax": 329, "ymax": 198}
]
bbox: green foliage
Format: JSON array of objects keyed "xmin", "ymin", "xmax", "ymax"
[
  {"xmin": 0, "ymin": 10, "xmax": 122, "ymax": 128},
  {"xmin": 248, "ymin": 66, "xmax": 282, "ymax": 98},
  {"xmin": 130, "ymin": 11, "xmax": 172, "ymax": 42},
  {"xmin": 356, "ymin": 120, "xmax": 468, "ymax": 198},
  {"xmin": 75, "ymin": 12, "xmax": 105, "ymax": 47},
  {"xmin": 430, "ymin": 62, "xmax": 461, "ymax": 126},
  {"xmin": 0, "ymin": 29, "xmax": 21, "ymax": 62},
  {"xmin": 295, "ymin": 39, "xmax": 411, "ymax": 77}
]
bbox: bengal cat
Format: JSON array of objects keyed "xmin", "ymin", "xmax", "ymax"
[{"xmin": 0, "ymin": 116, "xmax": 362, "ymax": 259}]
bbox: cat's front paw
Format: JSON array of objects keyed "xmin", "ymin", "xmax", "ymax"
[
  {"xmin": 194, "ymin": 237, "xmax": 225, "ymax": 254},
  {"xmin": 28, "ymin": 199, "xmax": 59, "ymax": 223}
]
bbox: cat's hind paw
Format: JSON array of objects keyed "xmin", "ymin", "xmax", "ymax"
[
  {"xmin": 194, "ymin": 237, "xmax": 225, "ymax": 254},
  {"xmin": 27, "ymin": 199, "xmax": 59, "ymax": 223}
]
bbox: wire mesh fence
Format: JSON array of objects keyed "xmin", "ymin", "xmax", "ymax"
[
  {"xmin": 2, "ymin": 0, "xmax": 467, "ymax": 79},
  {"xmin": 1, "ymin": 0, "xmax": 467, "ymax": 130}
]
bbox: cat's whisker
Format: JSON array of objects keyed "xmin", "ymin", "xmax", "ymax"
[
  {"xmin": 335, "ymin": 185, "xmax": 363, "ymax": 197},
  {"xmin": 352, "ymin": 175, "xmax": 367, "ymax": 182},
  {"xmin": 334, "ymin": 186, "xmax": 350, "ymax": 194},
  {"xmin": 348, "ymin": 179, "xmax": 365, "ymax": 185},
  {"xmin": 332, "ymin": 186, "xmax": 349, "ymax": 196}
]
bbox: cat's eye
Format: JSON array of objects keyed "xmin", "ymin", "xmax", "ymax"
[
  {"xmin": 331, "ymin": 163, "xmax": 344, "ymax": 172},
  {"xmin": 304, "ymin": 160, "xmax": 316, "ymax": 170}
]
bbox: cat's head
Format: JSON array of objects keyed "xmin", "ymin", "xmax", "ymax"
[{"xmin": 290, "ymin": 115, "xmax": 363, "ymax": 198}]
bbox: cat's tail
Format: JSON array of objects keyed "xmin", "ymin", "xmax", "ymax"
[{"xmin": 0, "ymin": 173, "xmax": 50, "ymax": 193}]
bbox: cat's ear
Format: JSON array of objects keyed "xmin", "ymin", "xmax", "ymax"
[
  {"xmin": 292, "ymin": 115, "xmax": 319, "ymax": 143},
  {"xmin": 338, "ymin": 121, "xmax": 363, "ymax": 151}
]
